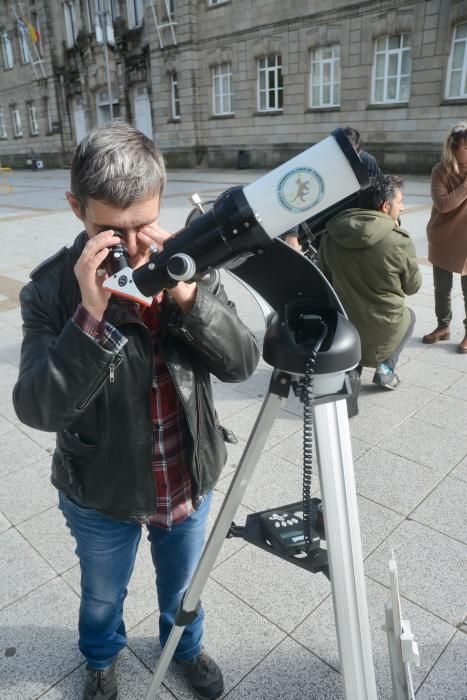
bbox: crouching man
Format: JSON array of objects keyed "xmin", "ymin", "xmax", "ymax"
[{"xmin": 320, "ymin": 175, "xmax": 421, "ymax": 389}]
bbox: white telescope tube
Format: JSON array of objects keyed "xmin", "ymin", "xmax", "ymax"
[{"xmin": 243, "ymin": 134, "xmax": 364, "ymax": 238}]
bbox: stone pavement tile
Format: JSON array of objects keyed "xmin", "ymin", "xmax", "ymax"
[
  {"xmin": 444, "ymin": 373, "xmax": 467, "ymax": 401},
  {"xmin": 410, "ymin": 302, "xmax": 441, "ymax": 325},
  {"xmin": 211, "ymin": 381, "xmax": 259, "ymax": 422},
  {"xmin": 0, "ymin": 578, "xmax": 81, "ymax": 700},
  {"xmin": 365, "ymin": 381, "xmax": 438, "ymax": 417},
  {"xmin": 0, "ymin": 528, "xmax": 56, "ymax": 609},
  {"xmin": 211, "ymin": 543, "xmax": 331, "ymax": 633},
  {"xmin": 364, "ymin": 520, "xmax": 466, "ymax": 626},
  {"xmin": 128, "ymin": 578, "xmax": 286, "ymax": 699},
  {"xmin": 450, "ymin": 455, "xmax": 467, "ymax": 483},
  {"xmin": 413, "ymin": 291, "xmax": 441, "ymax": 310},
  {"xmin": 62, "ymin": 536, "xmax": 159, "ymax": 632},
  {"xmin": 0, "ymin": 457, "xmax": 56, "ymax": 525},
  {"xmin": 206, "ymin": 489, "xmax": 250, "ymax": 566},
  {"xmin": 0, "ymin": 511, "xmax": 11, "ymax": 534},
  {"xmin": 292, "ymin": 578, "xmax": 455, "ymax": 699},
  {"xmin": 0, "ymin": 426, "xmax": 50, "ymax": 477},
  {"xmin": 357, "ymin": 496, "xmax": 404, "ymax": 558},
  {"xmin": 0, "ymin": 307, "xmax": 23, "ymax": 328},
  {"xmin": 17, "ymin": 505, "xmax": 78, "ymax": 574},
  {"xmin": 0, "ymin": 361, "xmax": 18, "ymax": 391},
  {"xmin": 41, "ymin": 648, "xmax": 172, "ymax": 700},
  {"xmin": 420, "ymin": 343, "xmax": 467, "ymax": 372},
  {"xmin": 0, "ymin": 414, "xmax": 14, "ymax": 436},
  {"xmin": 226, "ymin": 636, "xmax": 344, "ymax": 700},
  {"xmin": 0, "ymin": 333, "xmax": 22, "ymax": 367},
  {"xmin": 224, "ymin": 400, "xmax": 302, "ymax": 450},
  {"xmin": 353, "ymin": 448, "xmax": 443, "ymax": 515},
  {"xmin": 0, "ymin": 389, "xmax": 19, "ymax": 423},
  {"xmin": 412, "ymin": 477, "xmax": 467, "ymax": 544},
  {"xmin": 349, "ymin": 401, "xmax": 407, "ymax": 446},
  {"xmin": 219, "ymin": 435, "xmax": 248, "ymax": 478},
  {"xmin": 396, "ymin": 356, "xmax": 463, "ymax": 392},
  {"xmin": 216, "ymin": 450, "xmax": 314, "ymax": 514},
  {"xmin": 416, "ymin": 631, "xmax": 467, "ymax": 700},
  {"xmin": 16, "ymin": 423, "xmax": 57, "ymax": 452},
  {"xmin": 234, "ymin": 365, "xmax": 275, "ymax": 401},
  {"xmin": 415, "ymin": 394, "xmax": 467, "ymax": 436},
  {"xmin": 379, "ymin": 418, "xmax": 467, "ymax": 473}
]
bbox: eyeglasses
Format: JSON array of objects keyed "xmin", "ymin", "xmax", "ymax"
[{"xmin": 450, "ymin": 126, "xmax": 467, "ymax": 135}]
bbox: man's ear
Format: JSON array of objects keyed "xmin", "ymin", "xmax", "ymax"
[
  {"xmin": 66, "ymin": 191, "xmax": 84, "ymax": 221},
  {"xmin": 381, "ymin": 200, "xmax": 391, "ymax": 214}
]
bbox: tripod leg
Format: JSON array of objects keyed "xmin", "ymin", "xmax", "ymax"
[
  {"xmin": 144, "ymin": 383, "xmax": 285, "ymax": 699},
  {"xmin": 314, "ymin": 398, "xmax": 377, "ymax": 700}
]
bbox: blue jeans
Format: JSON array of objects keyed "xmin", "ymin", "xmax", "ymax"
[{"xmin": 58, "ymin": 490, "xmax": 213, "ymax": 670}]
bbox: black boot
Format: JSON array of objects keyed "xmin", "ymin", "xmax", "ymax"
[{"xmin": 82, "ymin": 662, "xmax": 119, "ymax": 699}]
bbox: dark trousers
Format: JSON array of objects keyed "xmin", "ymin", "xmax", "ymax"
[
  {"xmin": 384, "ymin": 307, "xmax": 416, "ymax": 371},
  {"xmin": 433, "ymin": 266, "xmax": 467, "ymax": 329}
]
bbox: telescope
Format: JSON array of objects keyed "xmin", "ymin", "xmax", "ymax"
[{"xmin": 102, "ymin": 128, "xmax": 369, "ymax": 305}]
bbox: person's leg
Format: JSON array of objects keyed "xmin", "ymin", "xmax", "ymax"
[
  {"xmin": 434, "ymin": 265, "xmax": 453, "ymax": 327},
  {"xmin": 383, "ymin": 307, "xmax": 416, "ymax": 372},
  {"xmin": 58, "ymin": 491, "xmax": 141, "ymax": 670},
  {"xmin": 373, "ymin": 309, "xmax": 416, "ymax": 389},
  {"xmin": 423, "ymin": 266, "xmax": 453, "ymax": 343},
  {"xmin": 146, "ymin": 491, "xmax": 213, "ymax": 660},
  {"xmin": 459, "ymin": 274, "xmax": 467, "ymax": 352}
]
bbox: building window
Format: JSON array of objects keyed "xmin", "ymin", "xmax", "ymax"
[
  {"xmin": 1, "ymin": 31, "xmax": 14, "ymax": 69},
  {"xmin": 170, "ymin": 71, "xmax": 180, "ymax": 119},
  {"xmin": 64, "ymin": 1, "xmax": 78, "ymax": 47},
  {"xmin": 18, "ymin": 24, "xmax": 30, "ymax": 64},
  {"xmin": 43, "ymin": 96, "xmax": 53, "ymax": 132},
  {"xmin": 11, "ymin": 106, "xmax": 23, "ymax": 136},
  {"xmin": 127, "ymin": 0, "xmax": 143, "ymax": 28},
  {"xmin": 0, "ymin": 108, "xmax": 7, "ymax": 138},
  {"xmin": 257, "ymin": 55, "xmax": 283, "ymax": 111},
  {"xmin": 212, "ymin": 63, "xmax": 233, "ymax": 115},
  {"xmin": 372, "ymin": 34, "xmax": 411, "ymax": 104},
  {"xmin": 447, "ymin": 22, "xmax": 467, "ymax": 99},
  {"xmin": 208, "ymin": 0, "xmax": 228, "ymax": 5},
  {"xmin": 96, "ymin": 88, "xmax": 121, "ymax": 126},
  {"xmin": 28, "ymin": 102, "xmax": 39, "ymax": 135},
  {"xmin": 309, "ymin": 45, "xmax": 340, "ymax": 108}
]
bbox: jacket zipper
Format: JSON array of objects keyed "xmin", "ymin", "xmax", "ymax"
[
  {"xmin": 174, "ymin": 326, "xmax": 224, "ymax": 364},
  {"xmin": 77, "ymin": 354, "xmax": 123, "ymax": 409}
]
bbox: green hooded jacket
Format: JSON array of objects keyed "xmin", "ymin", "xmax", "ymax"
[{"xmin": 320, "ymin": 208, "xmax": 421, "ymax": 367}]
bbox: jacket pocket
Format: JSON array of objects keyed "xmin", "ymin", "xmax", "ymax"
[{"xmin": 57, "ymin": 429, "xmax": 99, "ymax": 456}]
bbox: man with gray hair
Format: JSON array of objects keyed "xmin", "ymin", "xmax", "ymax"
[{"xmin": 13, "ymin": 123, "xmax": 259, "ymax": 700}]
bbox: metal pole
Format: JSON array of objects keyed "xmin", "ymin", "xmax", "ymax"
[
  {"xmin": 96, "ymin": 0, "xmax": 113, "ymax": 123},
  {"xmin": 313, "ymin": 398, "xmax": 377, "ymax": 699},
  {"xmin": 144, "ymin": 385, "xmax": 286, "ymax": 699}
]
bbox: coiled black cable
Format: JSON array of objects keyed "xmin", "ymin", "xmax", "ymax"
[{"xmin": 302, "ymin": 322, "xmax": 328, "ymax": 550}]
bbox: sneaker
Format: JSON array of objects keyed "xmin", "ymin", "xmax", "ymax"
[
  {"xmin": 372, "ymin": 363, "xmax": 400, "ymax": 390},
  {"xmin": 83, "ymin": 662, "xmax": 119, "ymax": 699},
  {"xmin": 175, "ymin": 649, "xmax": 224, "ymax": 700}
]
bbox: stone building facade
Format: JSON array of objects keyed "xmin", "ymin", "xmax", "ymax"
[{"xmin": 0, "ymin": 0, "xmax": 466, "ymax": 172}]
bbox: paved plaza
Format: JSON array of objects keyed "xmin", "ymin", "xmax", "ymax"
[{"xmin": 0, "ymin": 167, "xmax": 466, "ymax": 699}]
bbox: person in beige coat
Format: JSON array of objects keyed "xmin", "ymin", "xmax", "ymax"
[{"xmin": 423, "ymin": 122, "xmax": 467, "ymax": 353}]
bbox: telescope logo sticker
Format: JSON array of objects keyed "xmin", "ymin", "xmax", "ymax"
[{"xmin": 277, "ymin": 167, "xmax": 325, "ymax": 214}]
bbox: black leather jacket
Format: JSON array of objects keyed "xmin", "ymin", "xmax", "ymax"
[{"xmin": 13, "ymin": 232, "xmax": 259, "ymax": 521}]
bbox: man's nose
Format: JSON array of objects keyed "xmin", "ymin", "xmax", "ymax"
[{"xmin": 124, "ymin": 230, "xmax": 139, "ymax": 256}]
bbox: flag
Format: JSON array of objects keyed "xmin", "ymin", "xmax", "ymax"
[
  {"xmin": 26, "ymin": 20, "xmax": 40, "ymax": 43},
  {"xmin": 17, "ymin": 18, "xmax": 28, "ymax": 34}
]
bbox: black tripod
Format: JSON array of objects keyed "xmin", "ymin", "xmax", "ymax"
[{"xmin": 144, "ymin": 240, "xmax": 378, "ymax": 700}]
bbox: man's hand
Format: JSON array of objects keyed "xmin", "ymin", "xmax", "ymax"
[
  {"xmin": 74, "ymin": 230, "xmax": 121, "ymax": 321},
  {"xmin": 137, "ymin": 225, "xmax": 198, "ymax": 314}
]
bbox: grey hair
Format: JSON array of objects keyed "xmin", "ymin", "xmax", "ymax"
[{"xmin": 70, "ymin": 123, "xmax": 166, "ymax": 210}]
